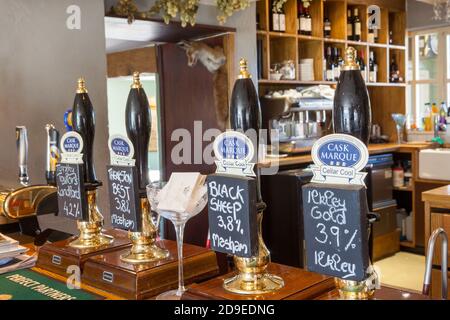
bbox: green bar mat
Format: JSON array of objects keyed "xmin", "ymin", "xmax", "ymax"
[{"xmin": 0, "ymin": 269, "xmax": 103, "ymax": 300}]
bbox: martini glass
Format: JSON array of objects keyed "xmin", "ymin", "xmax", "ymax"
[
  {"xmin": 392, "ymin": 113, "xmax": 407, "ymax": 144},
  {"xmin": 147, "ymin": 181, "xmax": 208, "ymax": 300}
]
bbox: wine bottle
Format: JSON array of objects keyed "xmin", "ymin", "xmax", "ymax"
[
  {"xmin": 324, "ymin": 9, "xmax": 331, "ymax": 38},
  {"xmin": 72, "ymin": 78, "xmax": 99, "ymax": 186},
  {"xmin": 304, "ymin": 6, "xmax": 312, "ymax": 36},
  {"xmin": 125, "ymin": 72, "xmax": 152, "ymax": 194},
  {"xmin": 347, "ymin": 9, "xmax": 353, "ymax": 40},
  {"xmin": 326, "ymin": 46, "xmax": 334, "ymax": 81},
  {"xmin": 358, "ymin": 50, "xmax": 367, "ymax": 82},
  {"xmin": 270, "ymin": 1, "xmax": 280, "ymax": 32},
  {"xmin": 297, "ymin": 1, "xmax": 303, "ymax": 34},
  {"xmin": 333, "ymin": 47, "xmax": 340, "ymax": 81},
  {"xmin": 368, "ymin": 27, "xmax": 375, "ymax": 44},
  {"xmin": 333, "ymin": 47, "xmax": 372, "ymax": 146},
  {"xmin": 353, "ymin": 8, "xmax": 362, "ymax": 41},
  {"xmin": 390, "ymin": 54, "xmax": 399, "ymax": 83},
  {"xmin": 369, "ymin": 51, "xmax": 378, "ymax": 83}
]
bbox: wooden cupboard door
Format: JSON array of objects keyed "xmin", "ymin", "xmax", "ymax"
[
  {"xmin": 430, "ymin": 212, "xmax": 450, "ymax": 266},
  {"xmin": 431, "ymin": 268, "xmax": 450, "ymax": 300}
]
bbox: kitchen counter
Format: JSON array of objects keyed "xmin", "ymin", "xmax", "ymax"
[{"xmin": 262, "ymin": 142, "xmax": 435, "ymax": 168}]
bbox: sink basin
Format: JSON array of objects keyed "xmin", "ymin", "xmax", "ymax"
[{"xmin": 419, "ymin": 149, "xmax": 450, "ymax": 181}]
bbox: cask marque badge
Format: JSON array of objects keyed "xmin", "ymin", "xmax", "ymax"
[
  {"xmin": 213, "ymin": 131, "xmax": 256, "ymax": 177},
  {"xmin": 310, "ymin": 134, "xmax": 369, "ymax": 186}
]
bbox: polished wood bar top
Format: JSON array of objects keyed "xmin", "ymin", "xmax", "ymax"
[
  {"xmin": 262, "ymin": 142, "xmax": 435, "ymax": 168},
  {"xmin": 316, "ymin": 285, "xmax": 430, "ymax": 300},
  {"xmin": 183, "ymin": 263, "xmax": 335, "ymax": 300},
  {"xmin": 422, "ymin": 185, "xmax": 450, "ymax": 203}
]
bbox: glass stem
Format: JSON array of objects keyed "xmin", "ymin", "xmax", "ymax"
[{"xmin": 174, "ymin": 221, "xmax": 186, "ymax": 295}]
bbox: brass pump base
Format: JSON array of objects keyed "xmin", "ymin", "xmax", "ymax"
[
  {"xmin": 69, "ymin": 190, "xmax": 113, "ymax": 249},
  {"xmin": 69, "ymin": 220, "xmax": 113, "ymax": 249},
  {"xmin": 224, "ymin": 272, "xmax": 284, "ymax": 295},
  {"xmin": 335, "ymin": 278, "xmax": 375, "ymax": 300},
  {"xmin": 120, "ymin": 198, "xmax": 169, "ymax": 264},
  {"xmin": 223, "ymin": 207, "xmax": 284, "ymax": 295},
  {"xmin": 120, "ymin": 232, "xmax": 169, "ymax": 264}
]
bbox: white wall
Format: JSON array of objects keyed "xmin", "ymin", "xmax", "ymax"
[{"xmin": 0, "ymin": 0, "xmax": 108, "ymax": 233}]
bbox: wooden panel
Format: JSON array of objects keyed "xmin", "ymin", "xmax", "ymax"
[
  {"xmin": 373, "ymin": 228, "xmax": 400, "ymax": 262},
  {"xmin": 415, "ymin": 181, "xmax": 448, "ymax": 247},
  {"xmin": 309, "ymin": 0, "xmax": 324, "ymax": 38},
  {"xmin": 257, "ymin": 0, "xmax": 268, "ymax": 31},
  {"xmin": 269, "ymin": 35, "xmax": 298, "ymax": 77},
  {"xmin": 107, "ymin": 47, "xmax": 157, "ymax": 77},
  {"xmin": 430, "ymin": 212, "xmax": 450, "ymax": 266},
  {"xmin": 258, "ymin": 33, "xmax": 270, "ymax": 80},
  {"xmin": 298, "ymin": 39, "xmax": 324, "ymax": 81},
  {"xmin": 378, "ymin": 7, "xmax": 389, "ymax": 44},
  {"xmin": 368, "ymin": 86, "xmax": 405, "ymax": 141},
  {"xmin": 431, "ymin": 268, "xmax": 450, "ymax": 300},
  {"xmin": 284, "ymin": 0, "xmax": 298, "ymax": 34},
  {"xmin": 324, "ymin": 0, "xmax": 346, "ymax": 40},
  {"xmin": 389, "ymin": 11, "xmax": 406, "ymax": 46}
]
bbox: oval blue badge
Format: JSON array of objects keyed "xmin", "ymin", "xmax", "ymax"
[
  {"xmin": 63, "ymin": 136, "xmax": 81, "ymax": 153},
  {"xmin": 219, "ymin": 136, "xmax": 249, "ymax": 160},
  {"xmin": 111, "ymin": 138, "xmax": 131, "ymax": 157},
  {"xmin": 318, "ymin": 141, "xmax": 361, "ymax": 167}
]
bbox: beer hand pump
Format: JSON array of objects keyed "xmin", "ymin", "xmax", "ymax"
[
  {"xmin": 223, "ymin": 59, "xmax": 284, "ymax": 294},
  {"xmin": 120, "ymin": 72, "xmax": 169, "ymax": 263},
  {"xmin": 68, "ymin": 78, "xmax": 113, "ymax": 249}
]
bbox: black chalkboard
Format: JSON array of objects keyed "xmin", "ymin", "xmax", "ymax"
[
  {"xmin": 302, "ymin": 183, "xmax": 370, "ymax": 281},
  {"xmin": 207, "ymin": 174, "xmax": 258, "ymax": 258},
  {"xmin": 107, "ymin": 165, "xmax": 142, "ymax": 232},
  {"xmin": 56, "ymin": 163, "xmax": 87, "ymax": 221}
]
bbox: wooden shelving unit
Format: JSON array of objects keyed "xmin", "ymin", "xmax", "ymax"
[{"xmin": 256, "ymin": 0, "xmax": 407, "ymax": 140}]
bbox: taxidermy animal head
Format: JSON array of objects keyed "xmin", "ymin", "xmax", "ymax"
[
  {"xmin": 178, "ymin": 40, "xmax": 229, "ymax": 130},
  {"xmin": 178, "ymin": 40, "xmax": 226, "ymax": 73}
]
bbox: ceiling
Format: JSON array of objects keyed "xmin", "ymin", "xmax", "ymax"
[{"xmin": 104, "ymin": 16, "xmax": 234, "ymax": 54}]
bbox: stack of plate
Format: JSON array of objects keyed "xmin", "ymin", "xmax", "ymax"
[{"xmin": 299, "ymin": 58, "xmax": 315, "ymax": 81}]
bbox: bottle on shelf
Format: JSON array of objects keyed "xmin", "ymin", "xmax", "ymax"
[
  {"xmin": 297, "ymin": 1, "xmax": 304, "ymax": 34},
  {"xmin": 369, "ymin": 51, "xmax": 378, "ymax": 83},
  {"xmin": 333, "ymin": 47, "xmax": 341, "ymax": 81},
  {"xmin": 368, "ymin": 27, "xmax": 375, "ymax": 44},
  {"xmin": 357, "ymin": 50, "xmax": 367, "ymax": 82},
  {"xmin": 347, "ymin": 9, "xmax": 353, "ymax": 40},
  {"xmin": 353, "ymin": 8, "xmax": 362, "ymax": 41},
  {"xmin": 393, "ymin": 162, "xmax": 405, "ymax": 188},
  {"xmin": 389, "ymin": 30, "xmax": 393, "ymax": 44},
  {"xmin": 439, "ymin": 102, "xmax": 447, "ymax": 125},
  {"xmin": 423, "ymin": 103, "xmax": 432, "ymax": 131},
  {"xmin": 303, "ymin": 5, "xmax": 312, "ymax": 36},
  {"xmin": 325, "ymin": 46, "xmax": 335, "ymax": 82},
  {"xmin": 270, "ymin": 0, "xmax": 280, "ymax": 32},
  {"xmin": 374, "ymin": 28, "xmax": 379, "ymax": 43},
  {"xmin": 324, "ymin": 9, "xmax": 331, "ymax": 38},
  {"xmin": 390, "ymin": 54, "xmax": 400, "ymax": 83}
]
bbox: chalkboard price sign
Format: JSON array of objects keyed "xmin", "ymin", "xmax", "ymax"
[
  {"xmin": 107, "ymin": 165, "xmax": 142, "ymax": 232},
  {"xmin": 207, "ymin": 174, "xmax": 258, "ymax": 258},
  {"xmin": 56, "ymin": 163, "xmax": 87, "ymax": 221},
  {"xmin": 302, "ymin": 183, "xmax": 370, "ymax": 281}
]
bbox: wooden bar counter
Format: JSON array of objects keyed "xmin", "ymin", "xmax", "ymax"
[{"xmin": 422, "ymin": 185, "xmax": 450, "ymax": 299}]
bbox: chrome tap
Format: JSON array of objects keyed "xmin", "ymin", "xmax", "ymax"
[
  {"xmin": 16, "ymin": 126, "xmax": 30, "ymax": 186},
  {"xmin": 423, "ymin": 228, "xmax": 448, "ymax": 300}
]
